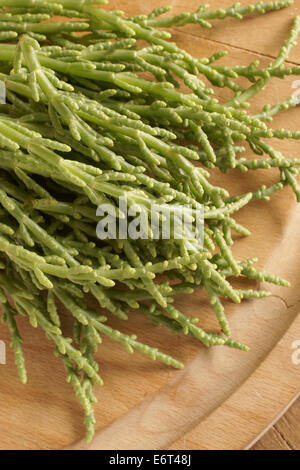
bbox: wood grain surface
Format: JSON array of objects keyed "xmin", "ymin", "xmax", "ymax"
[
  {"xmin": 0, "ymin": 0, "xmax": 300, "ymax": 450},
  {"xmin": 253, "ymin": 397, "xmax": 300, "ymax": 450}
]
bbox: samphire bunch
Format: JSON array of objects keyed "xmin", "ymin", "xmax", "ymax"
[{"xmin": 0, "ymin": 0, "xmax": 299, "ymax": 441}]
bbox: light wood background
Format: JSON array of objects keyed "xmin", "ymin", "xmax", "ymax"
[
  {"xmin": 0, "ymin": 0, "xmax": 300, "ymax": 450},
  {"xmin": 253, "ymin": 398, "xmax": 300, "ymax": 450}
]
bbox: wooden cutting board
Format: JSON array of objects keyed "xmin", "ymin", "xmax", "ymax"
[{"xmin": 1, "ymin": 0, "xmax": 300, "ymax": 450}]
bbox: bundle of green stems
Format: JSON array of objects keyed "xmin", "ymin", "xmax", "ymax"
[{"xmin": 0, "ymin": 0, "xmax": 299, "ymax": 441}]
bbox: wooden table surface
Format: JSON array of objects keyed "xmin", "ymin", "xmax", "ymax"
[{"xmin": 253, "ymin": 397, "xmax": 300, "ymax": 450}]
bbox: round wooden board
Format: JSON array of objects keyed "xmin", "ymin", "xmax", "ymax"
[{"xmin": 0, "ymin": 0, "xmax": 300, "ymax": 450}]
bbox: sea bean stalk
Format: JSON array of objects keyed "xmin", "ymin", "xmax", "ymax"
[{"xmin": 0, "ymin": 0, "xmax": 299, "ymax": 443}]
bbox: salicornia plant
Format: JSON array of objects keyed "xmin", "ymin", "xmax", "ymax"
[{"xmin": 0, "ymin": 0, "xmax": 298, "ymax": 442}]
